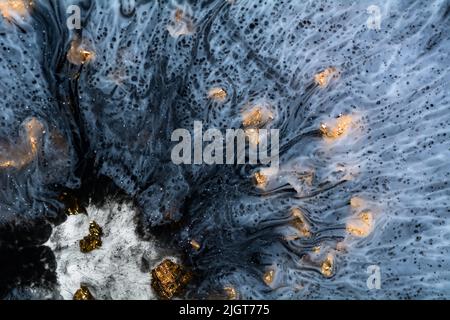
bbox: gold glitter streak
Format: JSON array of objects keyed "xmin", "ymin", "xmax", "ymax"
[
  {"xmin": 0, "ymin": 117, "xmax": 44, "ymax": 169},
  {"xmin": 67, "ymin": 39, "xmax": 95, "ymax": 66},
  {"xmin": 224, "ymin": 286, "xmax": 238, "ymax": 300},
  {"xmin": 0, "ymin": 0, "xmax": 32, "ymax": 20},
  {"xmin": 290, "ymin": 208, "xmax": 311, "ymax": 238},
  {"xmin": 190, "ymin": 239, "xmax": 201, "ymax": 251},
  {"xmin": 243, "ymin": 108, "xmax": 263, "ymax": 128},
  {"xmin": 263, "ymin": 269, "xmax": 275, "ymax": 286},
  {"xmin": 174, "ymin": 8, "xmax": 183, "ymax": 22},
  {"xmin": 320, "ymin": 254, "xmax": 334, "ymax": 278},
  {"xmin": 242, "ymin": 105, "xmax": 274, "ymax": 129},
  {"xmin": 346, "ymin": 211, "xmax": 374, "ymax": 237},
  {"xmin": 207, "ymin": 87, "xmax": 227, "ymax": 102},
  {"xmin": 254, "ymin": 171, "xmax": 268, "ymax": 189},
  {"xmin": 320, "ymin": 114, "xmax": 353, "ymax": 139},
  {"xmin": 79, "ymin": 221, "xmax": 103, "ymax": 253},
  {"xmin": 151, "ymin": 259, "xmax": 192, "ymax": 300},
  {"xmin": 59, "ymin": 192, "xmax": 87, "ymax": 216},
  {"xmin": 73, "ymin": 285, "xmax": 95, "ymax": 300},
  {"xmin": 314, "ymin": 67, "xmax": 339, "ymax": 88},
  {"xmin": 312, "ymin": 246, "xmax": 321, "ymax": 254}
]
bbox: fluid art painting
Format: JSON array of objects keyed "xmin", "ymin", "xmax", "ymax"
[{"xmin": 0, "ymin": 0, "xmax": 449, "ymax": 301}]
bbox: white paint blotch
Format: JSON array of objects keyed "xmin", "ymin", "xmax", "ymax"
[{"xmin": 46, "ymin": 202, "xmax": 178, "ymax": 300}]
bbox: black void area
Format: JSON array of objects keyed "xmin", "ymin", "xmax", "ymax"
[{"xmin": 0, "ymin": 246, "xmax": 57, "ymax": 298}]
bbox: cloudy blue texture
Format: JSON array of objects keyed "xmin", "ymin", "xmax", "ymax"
[{"xmin": 0, "ymin": 0, "xmax": 449, "ymax": 299}]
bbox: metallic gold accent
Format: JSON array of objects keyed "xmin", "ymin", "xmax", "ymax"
[
  {"xmin": 73, "ymin": 285, "xmax": 94, "ymax": 300},
  {"xmin": 254, "ymin": 171, "xmax": 268, "ymax": 189},
  {"xmin": 59, "ymin": 192, "xmax": 87, "ymax": 216},
  {"xmin": 242, "ymin": 102, "xmax": 274, "ymax": 129},
  {"xmin": 0, "ymin": 0, "xmax": 32, "ymax": 20},
  {"xmin": 190, "ymin": 239, "xmax": 201, "ymax": 251},
  {"xmin": 312, "ymin": 246, "xmax": 321, "ymax": 254},
  {"xmin": 346, "ymin": 210, "xmax": 373, "ymax": 237},
  {"xmin": 263, "ymin": 269, "xmax": 275, "ymax": 286},
  {"xmin": 207, "ymin": 87, "xmax": 227, "ymax": 102},
  {"xmin": 151, "ymin": 259, "xmax": 192, "ymax": 300},
  {"xmin": 67, "ymin": 40, "xmax": 95, "ymax": 65},
  {"xmin": 0, "ymin": 118, "xmax": 44, "ymax": 169},
  {"xmin": 320, "ymin": 114, "xmax": 352, "ymax": 139},
  {"xmin": 242, "ymin": 105, "xmax": 275, "ymax": 129},
  {"xmin": 242, "ymin": 108, "xmax": 263, "ymax": 128},
  {"xmin": 223, "ymin": 286, "xmax": 238, "ymax": 300},
  {"xmin": 79, "ymin": 221, "xmax": 103, "ymax": 253},
  {"xmin": 360, "ymin": 211, "xmax": 372, "ymax": 224},
  {"xmin": 314, "ymin": 67, "xmax": 339, "ymax": 88},
  {"xmin": 174, "ymin": 8, "xmax": 184, "ymax": 22},
  {"xmin": 321, "ymin": 254, "xmax": 334, "ymax": 278},
  {"xmin": 80, "ymin": 50, "xmax": 94, "ymax": 63},
  {"xmin": 290, "ymin": 208, "xmax": 311, "ymax": 238}
]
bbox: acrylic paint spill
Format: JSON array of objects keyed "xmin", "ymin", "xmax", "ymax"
[{"xmin": 0, "ymin": 0, "xmax": 449, "ymax": 300}]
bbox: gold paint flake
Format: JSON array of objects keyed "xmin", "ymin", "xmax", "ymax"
[
  {"xmin": 67, "ymin": 39, "xmax": 95, "ymax": 65},
  {"xmin": 243, "ymin": 108, "xmax": 263, "ymax": 128},
  {"xmin": 151, "ymin": 259, "xmax": 192, "ymax": 300},
  {"xmin": 346, "ymin": 210, "xmax": 373, "ymax": 238},
  {"xmin": 59, "ymin": 192, "xmax": 87, "ymax": 216},
  {"xmin": 174, "ymin": 8, "xmax": 184, "ymax": 22},
  {"xmin": 223, "ymin": 286, "xmax": 238, "ymax": 300},
  {"xmin": 73, "ymin": 285, "xmax": 94, "ymax": 300},
  {"xmin": 263, "ymin": 269, "xmax": 275, "ymax": 286},
  {"xmin": 320, "ymin": 114, "xmax": 353, "ymax": 139},
  {"xmin": 79, "ymin": 221, "xmax": 103, "ymax": 253},
  {"xmin": 321, "ymin": 254, "xmax": 334, "ymax": 278},
  {"xmin": 190, "ymin": 239, "xmax": 201, "ymax": 251},
  {"xmin": 0, "ymin": 118, "xmax": 44, "ymax": 169},
  {"xmin": 0, "ymin": 0, "xmax": 32, "ymax": 20},
  {"xmin": 242, "ymin": 104, "xmax": 275, "ymax": 129},
  {"xmin": 314, "ymin": 67, "xmax": 339, "ymax": 88},
  {"xmin": 254, "ymin": 171, "xmax": 268, "ymax": 189},
  {"xmin": 290, "ymin": 208, "xmax": 311, "ymax": 238},
  {"xmin": 207, "ymin": 87, "xmax": 227, "ymax": 102}
]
